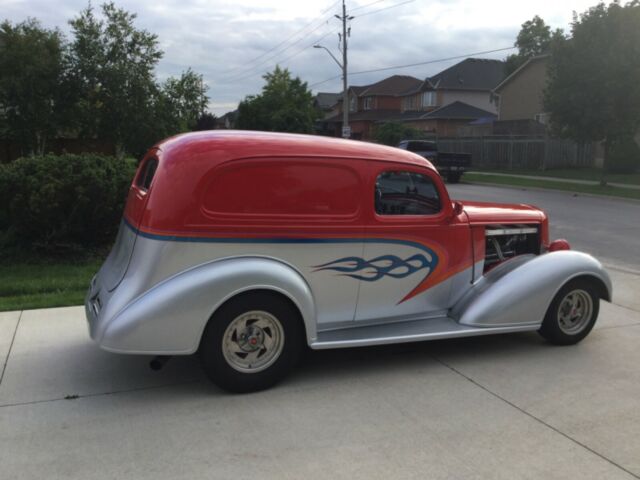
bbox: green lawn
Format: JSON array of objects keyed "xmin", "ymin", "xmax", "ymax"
[
  {"xmin": 0, "ymin": 260, "xmax": 102, "ymax": 312},
  {"xmin": 463, "ymin": 173, "xmax": 640, "ymax": 200},
  {"xmin": 470, "ymin": 167, "xmax": 640, "ymax": 185}
]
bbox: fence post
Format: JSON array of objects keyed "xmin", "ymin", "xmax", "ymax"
[{"xmin": 542, "ymin": 136, "xmax": 548, "ymax": 171}]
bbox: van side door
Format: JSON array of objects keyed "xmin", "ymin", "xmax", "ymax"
[{"xmin": 354, "ymin": 162, "xmax": 472, "ymax": 322}]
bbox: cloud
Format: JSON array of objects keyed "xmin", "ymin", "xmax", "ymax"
[{"xmin": 2, "ymin": 0, "xmax": 599, "ymax": 115}]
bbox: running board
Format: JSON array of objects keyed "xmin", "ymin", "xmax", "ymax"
[{"xmin": 310, "ymin": 316, "xmax": 539, "ymax": 350}]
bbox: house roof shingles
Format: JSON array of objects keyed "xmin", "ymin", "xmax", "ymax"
[
  {"xmin": 352, "ymin": 75, "xmax": 423, "ymax": 97},
  {"xmin": 314, "ymin": 92, "xmax": 340, "ymax": 109},
  {"xmin": 424, "ymin": 58, "xmax": 506, "ymax": 92}
]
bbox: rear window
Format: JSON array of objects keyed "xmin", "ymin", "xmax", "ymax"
[
  {"xmin": 136, "ymin": 158, "xmax": 158, "ymax": 191},
  {"xmin": 203, "ymin": 160, "xmax": 361, "ymax": 217}
]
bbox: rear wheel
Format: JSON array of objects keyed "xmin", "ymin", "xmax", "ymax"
[
  {"xmin": 538, "ymin": 278, "xmax": 600, "ymax": 345},
  {"xmin": 200, "ymin": 292, "xmax": 303, "ymax": 393}
]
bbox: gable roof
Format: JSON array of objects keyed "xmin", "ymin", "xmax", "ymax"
[
  {"xmin": 347, "ymin": 75, "xmax": 422, "ymax": 98},
  {"xmin": 394, "ymin": 101, "xmax": 496, "ymax": 122},
  {"xmin": 314, "ymin": 92, "xmax": 340, "ymax": 109},
  {"xmin": 493, "ymin": 54, "xmax": 549, "ymax": 93},
  {"xmin": 421, "ymin": 58, "xmax": 506, "ymax": 92}
]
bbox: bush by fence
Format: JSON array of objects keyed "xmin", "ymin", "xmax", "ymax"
[{"xmin": 0, "ymin": 153, "xmax": 137, "ymax": 254}]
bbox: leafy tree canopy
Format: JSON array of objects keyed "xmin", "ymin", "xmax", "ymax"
[
  {"xmin": 505, "ymin": 15, "xmax": 562, "ymax": 75},
  {"xmin": 544, "ymin": 0, "xmax": 640, "ymax": 174},
  {"xmin": 236, "ymin": 66, "xmax": 319, "ymax": 133},
  {"xmin": 0, "ymin": 19, "xmax": 68, "ymax": 156},
  {"xmin": 1, "ymin": 2, "xmax": 211, "ymax": 158}
]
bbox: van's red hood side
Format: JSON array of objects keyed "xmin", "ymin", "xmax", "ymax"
[{"xmin": 459, "ymin": 200, "xmax": 546, "ymax": 225}]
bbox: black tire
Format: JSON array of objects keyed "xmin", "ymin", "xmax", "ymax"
[
  {"xmin": 199, "ymin": 291, "xmax": 304, "ymax": 393},
  {"xmin": 538, "ymin": 278, "xmax": 600, "ymax": 345},
  {"xmin": 446, "ymin": 172, "xmax": 462, "ymax": 184}
]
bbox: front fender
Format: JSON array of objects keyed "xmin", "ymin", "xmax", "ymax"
[
  {"xmin": 99, "ymin": 257, "xmax": 316, "ymax": 354},
  {"xmin": 452, "ymin": 251, "xmax": 612, "ymax": 328}
]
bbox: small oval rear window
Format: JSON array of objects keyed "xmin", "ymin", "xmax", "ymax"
[{"xmin": 136, "ymin": 158, "xmax": 158, "ymax": 191}]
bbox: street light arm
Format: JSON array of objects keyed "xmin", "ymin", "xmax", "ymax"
[{"xmin": 313, "ymin": 45, "xmax": 343, "ymax": 69}]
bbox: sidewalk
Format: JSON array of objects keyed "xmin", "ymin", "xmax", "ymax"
[{"xmin": 470, "ymin": 171, "xmax": 640, "ymax": 190}]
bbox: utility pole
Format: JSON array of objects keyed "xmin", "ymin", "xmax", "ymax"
[
  {"xmin": 315, "ymin": 0, "xmax": 352, "ymax": 138},
  {"xmin": 339, "ymin": 0, "xmax": 350, "ymax": 139}
]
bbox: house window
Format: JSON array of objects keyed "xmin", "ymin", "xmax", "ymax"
[
  {"xmin": 349, "ymin": 95, "xmax": 357, "ymax": 112},
  {"xmin": 363, "ymin": 97, "xmax": 374, "ymax": 110},
  {"xmin": 421, "ymin": 91, "xmax": 436, "ymax": 108},
  {"xmin": 402, "ymin": 96, "xmax": 416, "ymax": 111},
  {"xmin": 375, "ymin": 171, "xmax": 441, "ymax": 216}
]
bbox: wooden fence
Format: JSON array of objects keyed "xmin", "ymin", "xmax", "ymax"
[{"xmin": 435, "ymin": 136, "xmax": 595, "ymax": 170}]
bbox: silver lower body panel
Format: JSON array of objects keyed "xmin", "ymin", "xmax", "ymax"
[{"xmin": 310, "ymin": 316, "xmax": 540, "ymax": 350}]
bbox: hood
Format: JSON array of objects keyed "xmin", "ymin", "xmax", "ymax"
[{"xmin": 459, "ymin": 200, "xmax": 545, "ymax": 225}]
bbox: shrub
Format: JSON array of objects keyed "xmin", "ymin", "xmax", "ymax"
[
  {"xmin": 0, "ymin": 153, "xmax": 137, "ymax": 254},
  {"xmin": 607, "ymin": 136, "xmax": 640, "ymax": 174},
  {"xmin": 372, "ymin": 122, "xmax": 425, "ymax": 146}
]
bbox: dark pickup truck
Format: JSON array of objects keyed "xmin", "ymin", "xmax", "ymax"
[{"xmin": 397, "ymin": 140, "xmax": 471, "ymax": 183}]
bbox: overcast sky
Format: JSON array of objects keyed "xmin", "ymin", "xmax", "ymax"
[{"xmin": 3, "ymin": 0, "xmax": 600, "ymax": 115}]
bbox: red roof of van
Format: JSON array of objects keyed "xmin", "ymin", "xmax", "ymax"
[
  {"xmin": 155, "ymin": 130, "xmax": 436, "ymax": 170},
  {"xmin": 125, "ymin": 130, "xmax": 442, "ymax": 235}
]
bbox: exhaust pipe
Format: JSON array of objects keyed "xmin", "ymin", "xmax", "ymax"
[{"xmin": 149, "ymin": 355, "xmax": 172, "ymax": 371}]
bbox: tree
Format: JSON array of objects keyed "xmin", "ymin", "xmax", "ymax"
[
  {"xmin": 68, "ymin": 2, "xmax": 163, "ymax": 156},
  {"xmin": 544, "ymin": 1, "xmax": 640, "ymax": 180},
  {"xmin": 236, "ymin": 66, "xmax": 318, "ymax": 133},
  {"xmin": 505, "ymin": 16, "xmax": 562, "ymax": 75},
  {"xmin": 194, "ymin": 112, "xmax": 218, "ymax": 131},
  {"xmin": 373, "ymin": 122, "xmax": 424, "ymax": 146},
  {"xmin": 0, "ymin": 19, "xmax": 69, "ymax": 156},
  {"xmin": 159, "ymin": 68, "xmax": 209, "ymax": 133}
]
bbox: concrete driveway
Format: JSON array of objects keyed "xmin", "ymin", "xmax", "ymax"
[{"xmin": 2, "ymin": 186, "xmax": 640, "ymax": 480}]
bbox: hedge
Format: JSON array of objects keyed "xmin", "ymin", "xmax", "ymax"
[{"xmin": 0, "ymin": 153, "xmax": 137, "ymax": 254}]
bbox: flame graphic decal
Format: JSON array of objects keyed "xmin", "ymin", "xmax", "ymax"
[{"xmin": 313, "ymin": 253, "xmax": 437, "ymax": 282}]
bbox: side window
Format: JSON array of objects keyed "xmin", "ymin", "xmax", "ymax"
[
  {"xmin": 136, "ymin": 158, "xmax": 158, "ymax": 191},
  {"xmin": 375, "ymin": 171, "xmax": 441, "ymax": 215}
]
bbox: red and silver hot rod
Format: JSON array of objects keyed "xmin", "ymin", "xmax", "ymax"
[{"xmin": 86, "ymin": 131, "xmax": 611, "ymax": 392}]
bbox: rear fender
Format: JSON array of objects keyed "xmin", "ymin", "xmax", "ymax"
[
  {"xmin": 99, "ymin": 257, "xmax": 316, "ymax": 354},
  {"xmin": 451, "ymin": 251, "xmax": 612, "ymax": 328}
]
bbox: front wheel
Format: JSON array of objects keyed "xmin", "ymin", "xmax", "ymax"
[
  {"xmin": 199, "ymin": 292, "xmax": 303, "ymax": 393},
  {"xmin": 538, "ymin": 278, "xmax": 600, "ymax": 345}
]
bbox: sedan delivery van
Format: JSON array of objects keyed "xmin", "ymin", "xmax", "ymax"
[{"xmin": 86, "ymin": 131, "xmax": 611, "ymax": 392}]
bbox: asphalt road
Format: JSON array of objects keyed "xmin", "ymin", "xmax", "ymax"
[
  {"xmin": 1, "ymin": 184, "xmax": 640, "ymax": 480},
  {"xmin": 448, "ymin": 183, "xmax": 640, "ymax": 272}
]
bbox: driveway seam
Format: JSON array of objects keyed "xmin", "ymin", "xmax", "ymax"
[
  {"xmin": 0, "ymin": 379, "xmax": 203, "ymax": 409},
  {"xmin": 0, "ymin": 310, "xmax": 23, "ymax": 387},
  {"xmin": 432, "ymin": 355, "xmax": 640, "ymax": 480}
]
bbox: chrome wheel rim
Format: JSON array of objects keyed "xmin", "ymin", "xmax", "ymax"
[
  {"xmin": 557, "ymin": 289, "xmax": 593, "ymax": 335},
  {"xmin": 222, "ymin": 310, "xmax": 284, "ymax": 373}
]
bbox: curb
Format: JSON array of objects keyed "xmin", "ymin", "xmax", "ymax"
[{"xmin": 460, "ymin": 180, "xmax": 640, "ymax": 204}]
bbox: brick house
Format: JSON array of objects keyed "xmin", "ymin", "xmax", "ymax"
[
  {"xmin": 325, "ymin": 75, "xmax": 422, "ymax": 139},
  {"xmin": 400, "ymin": 58, "xmax": 505, "ymax": 115},
  {"xmin": 325, "ymin": 58, "xmax": 506, "ymax": 140}
]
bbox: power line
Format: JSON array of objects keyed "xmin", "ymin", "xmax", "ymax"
[
  {"xmin": 309, "ymin": 46, "xmax": 517, "ymax": 88},
  {"xmin": 222, "ymin": 20, "xmax": 334, "ymax": 81},
  {"xmin": 351, "ymin": 0, "xmax": 388, "ymax": 12},
  {"xmin": 219, "ymin": 27, "xmax": 341, "ymax": 84},
  {"xmin": 355, "ymin": 0, "xmax": 415, "ymax": 18},
  {"xmin": 220, "ymin": 0, "xmax": 340, "ymax": 75}
]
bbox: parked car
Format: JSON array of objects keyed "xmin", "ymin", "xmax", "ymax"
[
  {"xmin": 86, "ymin": 131, "xmax": 611, "ymax": 393},
  {"xmin": 397, "ymin": 139, "xmax": 470, "ymax": 183}
]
